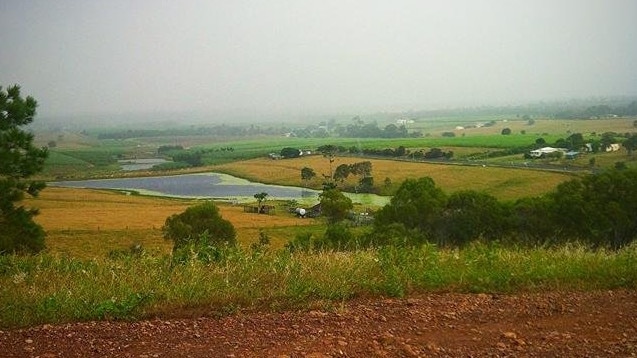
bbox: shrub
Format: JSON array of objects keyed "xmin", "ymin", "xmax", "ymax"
[
  {"xmin": 319, "ymin": 189, "xmax": 353, "ymax": 224},
  {"xmin": 280, "ymin": 147, "xmax": 301, "ymax": 158},
  {"xmin": 162, "ymin": 201, "xmax": 236, "ymax": 253}
]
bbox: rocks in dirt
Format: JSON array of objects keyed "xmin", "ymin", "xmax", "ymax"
[{"xmin": 1, "ymin": 290, "xmax": 636, "ymax": 357}]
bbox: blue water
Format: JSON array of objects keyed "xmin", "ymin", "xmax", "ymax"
[
  {"xmin": 50, "ymin": 172, "xmax": 391, "ymax": 206},
  {"xmin": 50, "ymin": 173, "xmax": 320, "ymax": 201}
]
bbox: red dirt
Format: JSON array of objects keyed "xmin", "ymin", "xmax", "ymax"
[{"xmin": 1, "ymin": 290, "xmax": 636, "ymax": 357}]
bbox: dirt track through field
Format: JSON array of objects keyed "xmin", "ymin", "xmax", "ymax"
[{"xmin": 2, "ymin": 290, "xmax": 635, "ymax": 357}]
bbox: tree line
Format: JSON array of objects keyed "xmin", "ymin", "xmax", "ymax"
[
  {"xmin": 554, "ymin": 101, "xmax": 637, "ymax": 119},
  {"xmin": 370, "ymin": 168, "xmax": 636, "ymax": 250}
]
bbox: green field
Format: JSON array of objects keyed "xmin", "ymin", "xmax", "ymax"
[{"xmin": 39, "ymin": 117, "xmax": 637, "ymax": 182}]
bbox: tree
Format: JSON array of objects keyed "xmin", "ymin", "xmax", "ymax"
[
  {"xmin": 525, "ymin": 116, "xmax": 535, "ymax": 125},
  {"xmin": 0, "ymin": 85, "xmax": 48, "ymax": 254},
  {"xmin": 510, "ymin": 196, "xmax": 559, "ymax": 245},
  {"xmin": 319, "ymin": 189, "xmax": 353, "ymax": 224},
  {"xmin": 254, "ymin": 192, "xmax": 269, "ymax": 212},
  {"xmin": 349, "ymin": 161, "xmax": 374, "ymax": 193},
  {"xmin": 374, "ymin": 177, "xmax": 447, "ymax": 238},
  {"xmin": 172, "ymin": 151, "xmax": 203, "ymax": 167},
  {"xmin": 550, "ymin": 168, "xmax": 637, "ymax": 249},
  {"xmin": 333, "ymin": 164, "xmax": 350, "ymax": 183},
  {"xmin": 600, "ymin": 132, "xmax": 616, "ymax": 150},
  {"xmin": 317, "ymin": 144, "xmax": 339, "ymax": 188},
  {"xmin": 565, "ymin": 133, "xmax": 585, "ymax": 150},
  {"xmin": 501, "ymin": 127, "xmax": 512, "ymax": 135},
  {"xmin": 349, "ymin": 161, "xmax": 372, "ymax": 177},
  {"xmin": 395, "ymin": 145, "xmax": 407, "ymax": 156},
  {"xmin": 280, "ymin": 147, "xmax": 301, "ymax": 158},
  {"xmin": 439, "ymin": 190, "xmax": 507, "ymax": 246},
  {"xmin": 300, "ymin": 167, "xmax": 316, "ymax": 186},
  {"xmin": 358, "ymin": 176, "xmax": 374, "ymax": 192},
  {"xmin": 623, "ymin": 133, "xmax": 637, "ymax": 157},
  {"xmin": 317, "ymin": 144, "xmax": 338, "ymax": 174},
  {"xmin": 163, "ymin": 201, "xmax": 236, "ymax": 251}
]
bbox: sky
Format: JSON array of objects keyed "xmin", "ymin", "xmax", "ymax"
[{"xmin": 1, "ymin": 0, "xmax": 636, "ymax": 121}]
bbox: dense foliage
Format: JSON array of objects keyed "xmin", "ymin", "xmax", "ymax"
[
  {"xmin": 0, "ymin": 85, "xmax": 48, "ymax": 254},
  {"xmin": 280, "ymin": 147, "xmax": 301, "ymax": 158},
  {"xmin": 367, "ymin": 168, "xmax": 637, "ymax": 249},
  {"xmin": 162, "ymin": 202, "xmax": 236, "ymax": 259},
  {"xmin": 319, "ymin": 189, "xmax": 353, "ymax": 224}
]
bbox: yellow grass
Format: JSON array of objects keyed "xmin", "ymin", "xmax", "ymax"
[
  {"xmin": 423, "ymin": 118, "xmax": 637, "ymax": 137},
  {"xmin": 214, "ymin": 156, "xmax": 574, "ymax": 201},
  {"xmin": 519, "ymin": 118, "xmax": 636, "ymax": 136},
  {"xmin": 25, "ymin": 187, "xmax": 320, "ymax": 258}
]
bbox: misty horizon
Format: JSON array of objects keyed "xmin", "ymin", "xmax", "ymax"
[{"xmin": 2, "ymin": 1, "xmax": 636, "ymax": 120}]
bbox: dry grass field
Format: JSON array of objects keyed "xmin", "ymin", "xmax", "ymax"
[
  {"xmin": 214, "ymin": 156, "xmax": 574, "ymax": 201},
  {"xmin": 507, "ymin": 118, "xmax": 636, "ymax": 136},
  {"xmin": 426, "ymin": 117, "xmax": 637, "ymax": 137},
  {"xmin": 25, "ymin": 187, "xmax": 320, "ymax": 258}
]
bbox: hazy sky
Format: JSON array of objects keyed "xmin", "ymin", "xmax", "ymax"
[{"xmin": 1, "ymin": 0, "xmax": 636, "ymax": 120}]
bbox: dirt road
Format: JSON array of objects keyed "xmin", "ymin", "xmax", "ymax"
[{"xmin": 2, "ymin": 290, "xmax": 635, "ymax": 357}]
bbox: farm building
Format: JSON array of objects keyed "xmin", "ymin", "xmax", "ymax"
[
  {"xmin": 604, "ymin": 143, "xmax": 621, "ymax": 152},
  {"xmin": 529, "ymin": 147, "xmax": 565, "ymax": 158}
]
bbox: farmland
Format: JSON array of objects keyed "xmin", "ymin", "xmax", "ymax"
[
  {"xmin": 213, "ymin": 156, "xmax": 574, "ymax": 200},
  {"xmin": 26, "ymin": 115, "xmax": 637, "ymax": 256},
  {"xmin": 26, "ymin": 187, "xmax": 322, "ymax": 258},
  {"xmin": 3, "ymin": 114, "xmax": 636, "ymax": 332}
]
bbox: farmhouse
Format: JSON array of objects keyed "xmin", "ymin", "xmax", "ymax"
[
  {"xmin": 604, "ymin": 143, "xmax": 621, "ymax": 152},
  {"xmin": 529, "ymin": 147, "xmax": 565, "ymax": 158}
]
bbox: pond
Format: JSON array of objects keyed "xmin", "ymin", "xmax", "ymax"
[{"xmin": 49, "ymin": 172, "xmax": 391, "ymax": 206}]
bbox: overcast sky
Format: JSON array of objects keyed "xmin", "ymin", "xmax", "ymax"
[{"xmin": 1, "ymin": 0, "xmax": 636, "ymax": 120}]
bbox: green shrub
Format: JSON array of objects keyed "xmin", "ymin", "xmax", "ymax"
[{"xmin": 162, "ymin": 201, "xmax": 236, "ymax": 253}]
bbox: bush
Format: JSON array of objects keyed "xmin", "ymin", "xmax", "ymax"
[
  {"xmin": 162, "ymin": 201, "xmax": 236, "ymax": 254},
  {"xmin": 280, "ymin": 147, "xmax": 301, "ymax": 158},
  {"xmin": 151, "ymin": 161, "xmax": 192, "ymax": 171},
  {"xmin": 319, "ymin": 189, "xmax": 353, "ymax": 224}
]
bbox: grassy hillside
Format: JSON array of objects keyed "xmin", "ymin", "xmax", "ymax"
[{"xmin": 26, "ymin": 188, "xmax": 322, "ymax": 258}]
